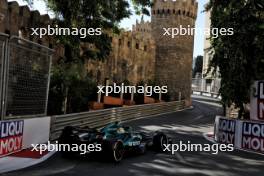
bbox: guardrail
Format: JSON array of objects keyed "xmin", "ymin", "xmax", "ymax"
[
  {"xmin": 192, "ymin": 90, "xmax": 221, "ymax": 99},
  {"xmin": 50, "ymin": 101, "xmax": 185, "ymax": 140}
]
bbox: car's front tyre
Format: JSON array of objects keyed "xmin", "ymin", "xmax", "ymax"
[{"xmin": 153, "ymin": 132, "xmax": 168, "ymax": 152}]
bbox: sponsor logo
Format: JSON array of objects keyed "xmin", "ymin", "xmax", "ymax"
[
  {"xmin": 128, "ymin": 141, "xmax": 140, "ymax": 146},
  {"xmin": 217, "ymin": 119, "xmax": 235, "ymax": 144},
  {"xmin": 0, "ymin": 120, "xmax": 24, "ymax": 157},
  {"xmin": 258, "ymin": 82, "xmax": 264, "ymax": 119},
  {"xmin": 163, "ymin": 141, "xmax": 234, "ymax": 155},
  {"xmin": 242, "ymin": 122, "xmax": 264, "ymax": 152}
]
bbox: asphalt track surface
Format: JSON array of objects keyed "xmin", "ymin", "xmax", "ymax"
[{"xmin": 3, "ymin": 100, "xmax": 264, "ymax": 176}]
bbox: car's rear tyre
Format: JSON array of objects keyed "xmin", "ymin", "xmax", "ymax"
[
  {"xmin": 59, "ymin": 126, "xmax": 79, "ymax": 158},
  {"xmin": 102, "ymin": 140, "xmax": 124, "ymax": 162},
  {"xmin": 153, "ymin": 132, "xmax": 168, "ymax": 152}
]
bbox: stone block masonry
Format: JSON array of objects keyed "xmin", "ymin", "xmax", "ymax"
[
  {"xmin": 0, "ymin": 0, "xmax": 198, "ymax": 103},
  {"xmin": 152, "ymin": 0, "xmax": 198, "ymax": 102}
]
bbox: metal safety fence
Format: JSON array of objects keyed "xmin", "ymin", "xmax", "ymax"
[
  {"xmin": 50, "ymin": 101, "xmax": 185, "ymax": 140},
  {"xmin": 0, "ymin": 33, "xmax": 53, "ymax": 120},
  {"xmin": 192, "ymin": 78, "xmax": 221, "ymax": 94}
]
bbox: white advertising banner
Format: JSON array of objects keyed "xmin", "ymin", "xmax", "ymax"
[
  {"xmin": 0, "ymin": 117, "xmax": 50, "ymax": 157},
  {"xmin": 22, "ymin": 117, "xmax": 51, "ymax": 149},
  {"xmin": 215, "ymin": 116, "xmax": 264, "ymax": 153},
  {"xmin": 214, "ymin": 116, "xmax": 236, "ymax": 145},
  {"xmin": 240, "ymin": 121, "xmax": 264, "ymax": 152},
  {"xmin": 250, "ymin": 81, "xmax": 264, "ymax": 121}
]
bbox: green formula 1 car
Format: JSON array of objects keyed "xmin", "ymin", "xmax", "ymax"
[{"xmin": 59, "ymin": 122, "xmax": 171, "ymax": 162}]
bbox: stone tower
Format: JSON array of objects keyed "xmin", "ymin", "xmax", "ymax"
[{"xmin": 151, "ymin": 0, "xmax": 198, "ymax": 104}]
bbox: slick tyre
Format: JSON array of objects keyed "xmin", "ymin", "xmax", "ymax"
[
  {"xmin": 59, "ymin": 126, "xmax": 79, "ymax": 158},
  {"xmin": 153, "ymin": 132, "xmax": 168, "ymax": 152}
]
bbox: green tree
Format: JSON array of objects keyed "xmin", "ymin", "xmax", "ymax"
[
  {"xmin": 40, "ymin": 0, "xmax": 151, "ymax": 114},
  {"xmin": 193, "ymin": 55, "xmax": 203, "ymax": 78},
  {"xmin": 47, "ymin": 60, "xmax": 97, "ymax": 114},
  {"xmin": 206, "ymin": 0, "xmax": 264, "ymax": 118},
  {"xmin": 43, "ymin": 0, "xmax": 152, "ymax": 61},
  {"xmin": 23, "ymin": 0, "xmax": 152, "ymax": 114}
]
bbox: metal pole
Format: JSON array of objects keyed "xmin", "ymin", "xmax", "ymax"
[
  {"xmin": 144, "ymin": 84, "xmax": 147, "ymax": 97},
  {"xmin": 131, "ymin": 91, "xmax": 134, "ymax": 101},
  {"xmin": 178, "ymin": 92, "xmax": 182, "ymax": 101},
  {"xmin": 159, "ymin": 92, "xmax": 162, "ymax": 101},
  {"xmin": 0, "ymin": 36, "xmax": 8, "ymax": 120},
  {"xmin": 97, "ymin": 85, "xmax": 102, "ymax": 103},
  {"xmin": 120, "ymin": 83, "xmax": 124, "ymax": 100},
  {"xmin": 2, "ymin": 37, "xmax": 9, "ymax": 119},
  {"xmin": 44, "ymin": 54, "xmax": 53, "ymax": 116}
]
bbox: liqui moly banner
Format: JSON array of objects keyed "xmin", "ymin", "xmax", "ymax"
[
  {"xmin": 241, "ymin": 121, "xmax": 264, "ymax": 152},
  {"xmin": 215, "ymin": 116, "xmax": 264, "ymax": 153},
  {"xmin": 0, "ymin": 120, "xmax": 24, "ymax": 157},
  {"xmin": 214, "ymin": 117, "xmax": 236, "ymax": 144},
  {"xmin": 0, "ymin": 117, "xmax": 50, "ymax": 157},
  {"xmin": 250, "ymin": 81, "xmax": 264, "ymax": 121}
]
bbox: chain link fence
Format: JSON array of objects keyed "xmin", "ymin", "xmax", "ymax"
[{"xmin": 0, "ymin": 33, "xmax": 53, "ymax": 120}]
